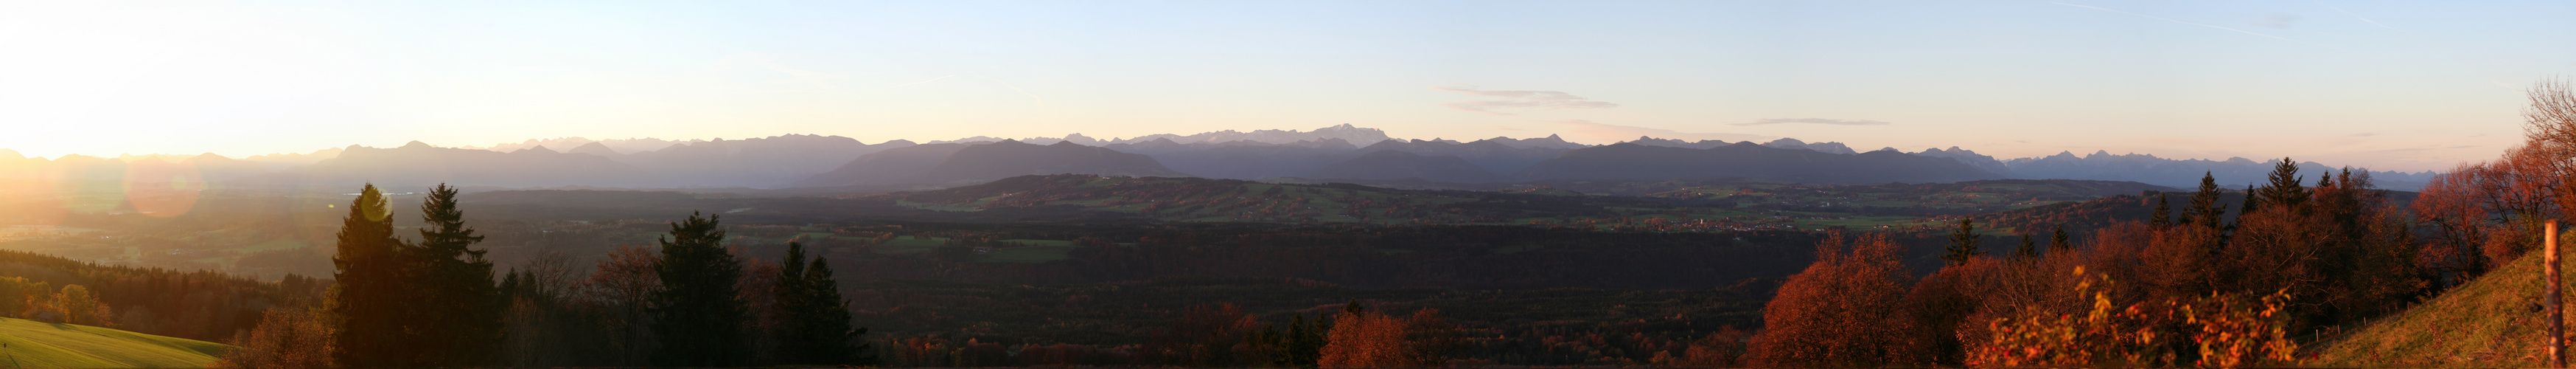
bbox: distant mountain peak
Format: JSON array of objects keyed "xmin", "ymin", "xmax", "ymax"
[
  {"xmin": 401, "ymin": 141, "xmax": 433, "ymax": 149},
  {"xmin": 568, "ymin": 142, "xmax": 618, "ymax": 156}
]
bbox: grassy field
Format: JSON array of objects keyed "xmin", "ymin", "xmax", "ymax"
[
  {"xmin": 2312, "ymin": 244, "xmax": 2574, "ymax": 367},
  {"xmin": 0, "ymin": 317, "xmax": 229, "ymax": 368}
]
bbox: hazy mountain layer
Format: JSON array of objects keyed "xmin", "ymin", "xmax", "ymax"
[
  {"xmin": 795, "ymin": 140, "xmax": 1187, "ymax": 187},
  {"xmin": 1518, "ymin": 142, "xmax": 2006, "ymax": 184},
  {"xmin": 0, "ymin": 125, "xmax": 2448, "ymax": 190},
  {"xmin": 252, "ymin": 141, "xmax": 654, "ymax": 188}
]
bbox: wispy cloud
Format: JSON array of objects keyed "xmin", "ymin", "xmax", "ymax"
[
  {"xmin": 1732, "ymin": 118, "xmax": 1893, "ymax": 126},
  {"xmin": 2321, "ymin": 4, "xmax": 2414, "ymax": 36},
  {"xmin": 2250, "ymin": 13, "xmax": 2298, "ymax": 30},
  {"xmin": 887, "ymin": 75, "xmax": 958, "ymax": 89},
  {"xmin": 1550, "ymin": 120, "xmax": 1771, "ymax": 144},
  {"xmin": 974, "ymin": 73, "xmax": 1044, "ymax": 105},
  {"xmin": 1431, "ymin": 85, "xmax": 1619, "ymax": 114},
  {"xmin": 2050, "ymin": 2, "xmax": 2342, "ymax": 50}
]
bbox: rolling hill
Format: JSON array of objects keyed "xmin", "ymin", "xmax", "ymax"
[
  {"xmin": 1305, "ymin": 151, "xmax": 1505, "ymax": 183},
  {"xmin": 0, "ymin": 317, "xmax": 230, "ymax": 368},
  {"xmin": 2312, "ymin": 244, "xmax": 2573, "ymax": 367}
]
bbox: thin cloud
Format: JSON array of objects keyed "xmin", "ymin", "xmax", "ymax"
[
  {"xmin": 2250, "ymin": 13, "xmax": 2298, "ymax": 30},
  {"xmin": 2349, "ymin": 132, "xmax": 2378, "ymax": 137},
  {"xmin": 2050, "ymin": 2, "xmax": 2342, "ymax": 50},
  {"xmin": 887, "ymin": 75, "xmax": 958, "ymax": 89},
  {"xmin": 1550, "ymin": 120, "xmax": 1771, "ymax": 144},
  {"xmin": 1732, "ymin": 118, "xmax": 1892, "ymax": 126},
  {"xmin": 1432, "ymin": 85, "xmax": 1619, "ymax": 115},
  {"xmin": 973, "ymin": 73, "xmax": 1044, "ymax": 105},
  {"xmin": 2321, "ymin": 3, "xmax": 2414, "ymax": 36}
]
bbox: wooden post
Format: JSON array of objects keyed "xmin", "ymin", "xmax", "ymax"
[{"xmin": 2552, "ymin": 219, "xmax": 2564, "ymax": 368}]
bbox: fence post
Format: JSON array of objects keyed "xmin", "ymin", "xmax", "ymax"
[{"xmin": 2552, "ymin": 219, "xmax": 2564, "ymax": 368}]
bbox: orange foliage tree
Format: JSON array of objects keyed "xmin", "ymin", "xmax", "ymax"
[
  {"xmin": 216, "ymin": 307, "xmax": 336, "ymax": 369},
  {"xmin": 1319, "ymin": 307, "xmax": 1454, "ymax": 368},
  {"xmin": 1745, "ymin": 229, "xmax": 1919, "ymax": 367}
]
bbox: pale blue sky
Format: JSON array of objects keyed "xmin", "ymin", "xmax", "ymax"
[{"xmin": 3, "ymin": 1, "xmax": 2569, "ymax": 170}]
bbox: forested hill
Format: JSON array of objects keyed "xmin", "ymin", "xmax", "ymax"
[{"xmin": 0, "ymin": 248, "xmax": 326, "ymax": 342}]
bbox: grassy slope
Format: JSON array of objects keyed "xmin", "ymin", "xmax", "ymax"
[
  {"xmin": 2314, "ymin": 246, "xmax": 2568, "ymax": 367},
  {"xmin": 0, "ymin": 317, "xmax": 228, "ymax": 368}
]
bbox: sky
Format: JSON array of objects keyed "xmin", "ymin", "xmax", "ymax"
[{"xmin": 3, "ymin": 1, "xmax": 2571, "ymax": 171}]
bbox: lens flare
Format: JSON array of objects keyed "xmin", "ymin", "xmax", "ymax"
[
  {"xmin": 122, "ymin": 159, "xmax": 206, "ymax": 218},
  {"xmin": 0, "ymin": 178, "xmax": 69, "ymax": 226}
]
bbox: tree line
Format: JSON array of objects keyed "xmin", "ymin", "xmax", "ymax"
[
  {"xmin": 1705, "ymin": 79, "xmax": 2576, "ymax": 368},
  {"xmin": 219, "ymin": 184, "xmax": 873, "ymax": 368}
]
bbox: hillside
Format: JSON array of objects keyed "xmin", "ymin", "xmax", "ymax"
[
  {"xmin": 1305, "ymin": 151, "xmax": 1505, "ymax": 183},
  {"xmin": 0, "ymin": 317, "xmax": 229, "ymax": 368},
  {"xmin": 2313, "ymin": 245, "xmax": 2574, "ymax": 367}
]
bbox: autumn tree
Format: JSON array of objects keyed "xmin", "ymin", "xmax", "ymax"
[
  {"xmin": 587, "ymin": 245, "xmax": 663, "ymax": 365},
  {"xmin": 1678, "ymin": 326, "xmax": 1751, "ymax": 368},
  {"xmin": 1746, "ymin": 230, "xmax": 1918, "ymax": 367},
  {"xmin": 1318, "ymin": 306, "xmax": 1455, "ymax": 368},
  {"xmin": 216, "ymin": 307, "xmax": 336, "ymax": 369},
  {"xmin": 48, "ymin": 284, "xmax": 112, "ymax": 326}
]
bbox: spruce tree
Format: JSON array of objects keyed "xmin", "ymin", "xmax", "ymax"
[
  {"xmin": 2185, "ymin": 172, "xmax": 2223, "ymax": 228},
  {"xmin": 331, "ymin": 184, "xmax": 410, "ymax": 368},
  {"xmin": 2048, "ymin": 226, "xmax": 2071, "ymax": 252},
  {"xmin": 2240, "ymin": 184, "xmax": 2261, "ymax": 215},
  {"xmin": 2257, "ymin": 158, "xmax": 2310, "ymax": 211},
  {"xmin": 775, "ymin": 243, "xmax": 812, "ymax": 361},
  {"xmin": 775, "ymin": 241, "xmax": 873, "ymax": 365},
  {"xmin": 2011, "ymin": 234, "xmax": 2039, "ymax": 261},
  {"xmin": 414, "ymin": 184, "xmax": 500, "ymax": 366},
  {"xmin": 2149, "ymin": 193, "xmax": 2171, "ymax": 228},
  {"xmin": 798, "ymin": 257, "xmax": 872, "ymax": 365},
  {"xmin": 1942, "ymin": 218, "xmax": 1985, "ymax": 266},
  {"xmin": 652, "ymin": 212, "xmax": 749, "ymax": 366}
]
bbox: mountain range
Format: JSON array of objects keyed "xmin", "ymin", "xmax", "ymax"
[{"xmin": 0, "ymin": 125, "xmax": 2443, "ymax": 191}]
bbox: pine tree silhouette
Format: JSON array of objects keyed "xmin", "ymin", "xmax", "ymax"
[{"xmin": 1942, "ymin": 218, "xmax": 1985, "ymax": 266}]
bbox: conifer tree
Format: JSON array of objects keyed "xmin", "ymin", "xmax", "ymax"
[
  {"xmin": 2185, "ymin": 172, "xmax": 2223, "ymax": 227},
  {"xmin": 2240, "ymin": 184, "xmax": 2261, "ymax": 215},
  {"xmin": 2048, "ymin": 226, "xmax": 2071, "ymax": 252},
  {"xmin": 653, "ymin": 212, "xmax": 749, "ymax": 366},
  {"xmin": 1283, "ymin": 314, "xmax": 1325, "ymax": 367},
  {"xmin": 2150, "ymin": 193, "xmax": 2171, "ymax": 228},
  {"xmin": 775, "ymin": 241, "xmax": 873, "ymax": 365},
  {"xmin": 413, "ymin": 184, "xmax": 500, "ymax": 366},
  {"xmin": 2257, "ymin": 157, "xmax": 2310, "ymax": 211},
  {"xmin": 1941, "ymin": 218, "xmax": 1984, "ymax": 266},
  {"xmin": 330, "ymin": 184, "xmax": 410, "ymax": 368},
  {"xmin": 2011, "ymin": 234, "xmax": 2038, "ymax": 261}
]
